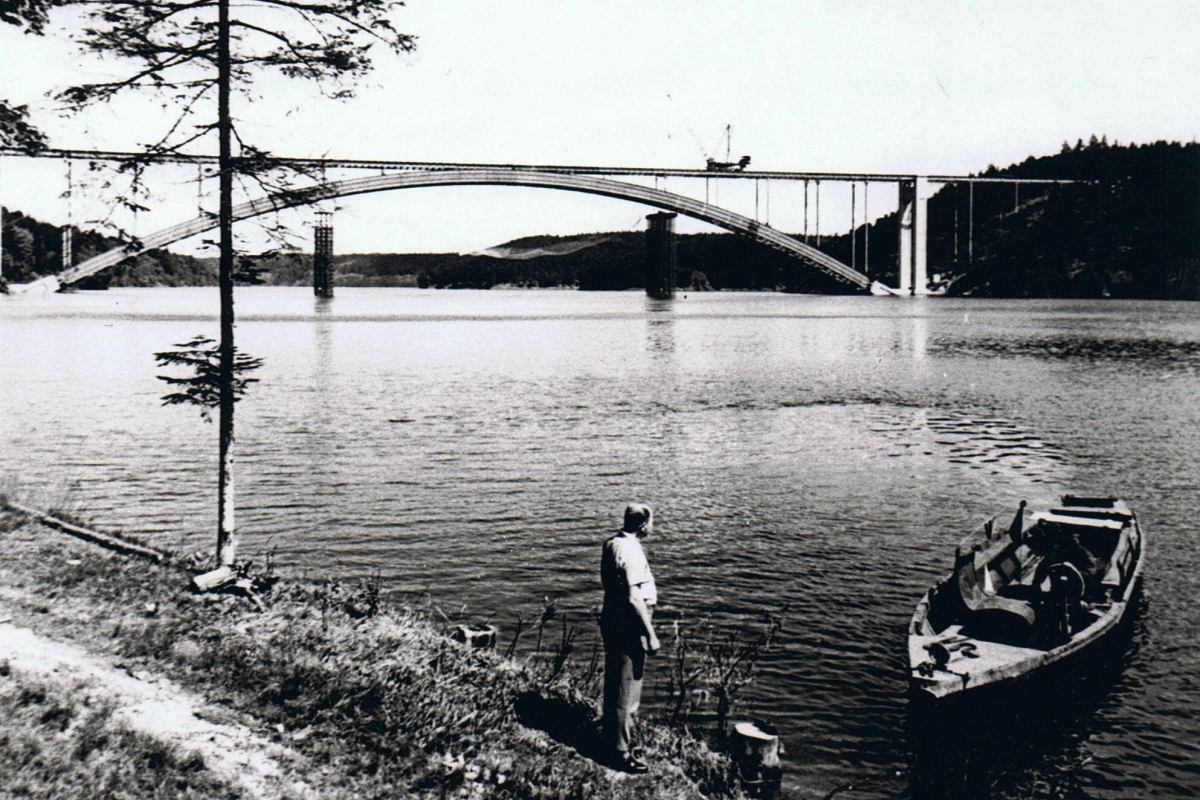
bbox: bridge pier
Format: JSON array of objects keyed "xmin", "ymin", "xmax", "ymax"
[
  {"xmin": 313, "ymin": 210, "xmax": 334, "ymax": 298},
  {"xmin": 897, "ymin": 177, "xmax": 931, "ymax": 296},
  {"xmin": 645, "ymin": 211, "xmax": 677, "ymax": 299}
]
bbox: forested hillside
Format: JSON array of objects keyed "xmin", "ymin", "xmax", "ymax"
[
  {"xmin": 818, "ymin": 138, "xmax": 1200, "ymax": 298},
  {"xmin": 1, "ymin": 208, "xmax": 215, "ymax": 287}
]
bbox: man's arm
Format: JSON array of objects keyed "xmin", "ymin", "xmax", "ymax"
[{"xmin": 628, "ymin": 593, "xmax": 659, "ymax": 654}]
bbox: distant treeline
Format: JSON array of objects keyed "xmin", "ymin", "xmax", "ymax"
[
  {"xmin": 0, "ymin": 208, "xmax": 215, "ymax": 288},
  {"xmin": 4, "ymin": 139, "xmax": 1198, "ymax": 298}
]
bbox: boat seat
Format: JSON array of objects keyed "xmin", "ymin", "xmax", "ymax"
[
  {"xmin": 957, "ymin": 557, "xmax": 1036, "ymax": 645},
  {"xmin": 1041, "ymin": 513, "xmax": 1125, "ymax": 557},
  {"xmin": 1050, "ymin": 506, "xmax": 1133, "ymax": 524}
]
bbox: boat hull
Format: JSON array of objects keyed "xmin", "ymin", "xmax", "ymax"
[{"xmin": 908, "ymin": 498, "xmax": 1145, "ymax": 699}]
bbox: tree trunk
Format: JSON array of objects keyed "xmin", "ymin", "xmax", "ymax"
[{"xmin": 216, "ymin": 0, "xmax": 236, "ymax": 567}]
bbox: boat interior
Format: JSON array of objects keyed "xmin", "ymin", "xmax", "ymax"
[{"xmin": 919, "ymin": 497, "xmax": 1138, "ymax": 651}]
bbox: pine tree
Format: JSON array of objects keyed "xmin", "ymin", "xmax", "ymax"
[{"xmin": 52, "ymin": 1, "xmax": 415, "ymax": 566}]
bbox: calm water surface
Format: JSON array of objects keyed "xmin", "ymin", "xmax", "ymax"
[{"xmin": 2, "ymin": 287, "xmax": 1198, "ymax": 798}]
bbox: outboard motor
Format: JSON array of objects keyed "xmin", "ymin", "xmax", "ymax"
[{"xmin": 1037, "ymin": 561, "xmax": 1085, "ymax": 646}]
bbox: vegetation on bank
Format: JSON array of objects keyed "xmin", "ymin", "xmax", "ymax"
[
  {"xmin": 0, "ymin": 676, "xmax": 246, "ymax": 800},
  {"xmin": 4, "ymin": 139, "xmax": 1195, "ymax": 298},
  {"xmin": 0, "ymin": 505, "xmax": 749, "ymax": 800}
]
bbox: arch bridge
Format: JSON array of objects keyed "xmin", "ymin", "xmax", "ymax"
[{"xmin": 21, "ymin": 169, "xmax": 895, "ymax": 295}]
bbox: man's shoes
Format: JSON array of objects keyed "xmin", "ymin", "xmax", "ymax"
[{"xmin": 613, "ymin": 752, "xmax": 649, "ymax": 774}]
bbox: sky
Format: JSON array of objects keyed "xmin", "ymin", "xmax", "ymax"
[{"xmin": 1, "ymin": 0, "xmax": 1198, "ymax": 257}]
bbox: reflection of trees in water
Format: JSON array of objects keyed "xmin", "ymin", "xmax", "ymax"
[{"xmin": 904, "ymin": 592, "xmax": 1146, "ymax": 800}]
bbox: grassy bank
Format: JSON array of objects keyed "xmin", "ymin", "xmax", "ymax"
[
  {"xmin": 0, "ymin": 675, "xmax": 247, "ymax": 800},
  {"xmin": 0, "ymin": 505, "xmax": 742, "ymax": 800}
]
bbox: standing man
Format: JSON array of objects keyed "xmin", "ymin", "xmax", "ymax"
[{"xmin": 600, "ymin": 503, "xmax": 660, "ymax": 774}]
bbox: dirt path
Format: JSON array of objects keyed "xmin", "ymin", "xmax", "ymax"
[{"xmin": 0, "ymin": 611, "xmax": 315, "ymax": 800}]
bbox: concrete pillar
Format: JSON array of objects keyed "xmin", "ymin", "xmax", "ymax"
[
  {"xmin": 913, "ymin": 176, "xmax": 930, "ymax": 296},
  {"xmin": 313, "ymin": 210, "xmax": 334, "ymax": 298},
  {"xmin": 897, "ymin": 177, "xmax": 931, "ymax": 296},
  {"xmin": 645, "ymin": 211, "xmax": 677, "ymax": 299},
  {"xmin": 897, "ymin": 180, "xmax": 914, "ymax": 295}
]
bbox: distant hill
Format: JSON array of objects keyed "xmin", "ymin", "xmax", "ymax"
[{"xmin": 4, "ymin": 139, "xmax": 1197, "ymax": 297}]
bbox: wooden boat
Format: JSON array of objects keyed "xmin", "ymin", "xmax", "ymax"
[{"xmin": 908, "ymin": 496, "xmax": 1145, "ymax": 699}]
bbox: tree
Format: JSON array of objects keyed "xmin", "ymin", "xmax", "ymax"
[
  {"xmin": 155, "ymin": 336, "xmax": 263, "ymax": 422},
  {"xmin": 0, "ymin": 0, "xmax": 56, "ymax": 150},
  {"xmin": 52, "ymin": 1, "xmax": 415, "ymax": 566}
]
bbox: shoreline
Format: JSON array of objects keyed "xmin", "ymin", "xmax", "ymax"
[{"xmin": 0, "ymin": 503, "xmax": 744, "ymax": 799}]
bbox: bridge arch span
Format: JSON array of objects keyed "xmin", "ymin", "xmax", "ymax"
[{"xmin": 39, "ymin": 169, "xmax": 885, "ymax": 292}]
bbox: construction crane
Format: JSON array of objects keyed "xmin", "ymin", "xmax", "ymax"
[{"xmin": 705, "ymin": 124, "xmax": 751, "ymax": 172}]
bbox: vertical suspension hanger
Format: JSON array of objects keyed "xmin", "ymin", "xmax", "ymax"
[
  {"xmin": 755, "ymin": 179, "xmax": 759, "ymax": 221},
  {"xmin": 968, "ymin": 181, "xmax": 974, "ymax": 263},
  {"xmin": 953, "ymin": 182, "xmax": 959, "ymax": 263},
  {"xmin": 803, "ymin": 179, "xmax": 809, "ymax": 243},
  {"xmin": 851, "ymin": 182, "xmax": 857, "ymax": 271},
  {"xmin": 62, "ymin": 159, "xmax": 74, "ymax": 271},
  {"xmin": 815, "ymin": 180, "xmax": 821, "ymax": 246},
  {"xmin": 863, "ymin": 181, "xmax": 870, "ymax": 275},
  {"xmin": 765, "ymin": 179, "xmax": 770, "ymax": 226}
]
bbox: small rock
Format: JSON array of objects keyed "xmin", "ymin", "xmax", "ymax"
[
  {"xmin": 66, "ymin": 559, "xmax": 82, "ymax": 566},
  {"xmin": 143, "ymin": 602, "xmax": 159, "ymax": 617},
  {"xmin": 170, "ymin": 639, "xmax": 205, "ymax": 665}
]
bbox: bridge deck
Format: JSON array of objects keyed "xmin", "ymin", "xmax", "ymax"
[{"xmin": 0, "ymin": 147, "xmax": 1080, "ymax": 185}]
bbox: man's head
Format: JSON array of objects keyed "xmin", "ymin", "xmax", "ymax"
[{"xmin": 622, "ymin": 503, "xmax": 653, "ymax": 537}]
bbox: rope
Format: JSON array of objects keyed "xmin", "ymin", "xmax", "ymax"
[{"xmin": 822, "ymin": 767, "xmax": 909, "ymax": 800}]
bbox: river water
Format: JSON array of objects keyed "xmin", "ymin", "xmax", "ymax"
[{"xmin": 2, "ymin": 287, "xmax": 1198, "ymax": 798}]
